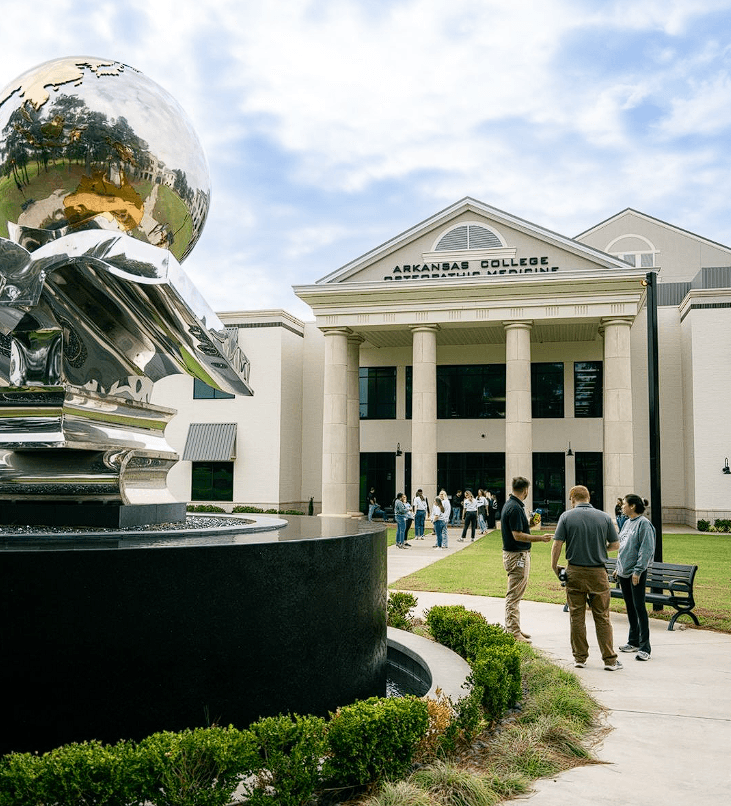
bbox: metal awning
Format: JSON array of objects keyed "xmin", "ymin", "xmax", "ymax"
[{"xmin": 182, "ymin": 422, "xmax": 237, "ymax": 461}]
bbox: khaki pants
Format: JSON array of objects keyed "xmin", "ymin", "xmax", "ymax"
[
  {"xmin": 503, "ymin": 550, "xmax": 530, "ymax": 636},
  {"xmin": 566, "ymin": 564, "xmax": 616, "ymax": 664}
]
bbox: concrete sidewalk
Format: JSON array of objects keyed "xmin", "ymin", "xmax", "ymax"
[{"xmin": 387, "ymin": 528, "xmax": 731, "ymax": 806}]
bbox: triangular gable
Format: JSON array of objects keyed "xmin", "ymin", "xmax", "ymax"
[
  {"xmin": 316, "ymin": 197, "xmax": 633, "ymax": 286},
  {"xmin": 576, "ymin": 208, "xmax": 731, "ymax": 284}
]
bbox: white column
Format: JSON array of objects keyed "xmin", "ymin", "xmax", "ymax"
[
  {"xmin": 601, "ymin": 317, "xmax": 634, "ymax": 516},
  {"xmin": 346, "ymin": 334, "xmax": 364, "ymax": 517},
  {"xmin": 410, "ymin": 325, "xmax": 439, "ymax": 499},
  {"xmin": 321, "ymin": 327, "xmax": 350, "ymax": 517},
  {"xmin": 505, "ymin": 321, "xmax": 533, "ymax": 511}
]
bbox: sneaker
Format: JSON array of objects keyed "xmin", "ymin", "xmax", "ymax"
[
  {"xmin": 636, "ymin": 651, "xmax": 651, "ymax": 662},
  {"xmin": 457, "ymin": 538, "xmax": 465, "ymax": 542},
  {"xmin": 604, "ymin": 660, "xmax": 623, "ymax": 671},
  {"xmin": 404, "ymin": 542, "xmax": 411, "ymax": 547},
  {"xmin": 619, "ymin": 644, "xmax": 639, "ymax": 653},
  {"xmin": 574, "ymin": 661, "xmax": 586, "ymax": 668}
]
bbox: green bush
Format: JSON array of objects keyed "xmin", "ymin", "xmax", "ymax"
[
  {"xmin": 0, "ymin": 741, "xmax": 147, "ymax": 806},
  {"xmin": 325, "ymin": 696, "xmax": 429, "ymax": 787},
  {"xmin": 425, "ymin": 605, "xmax": 521, "ymax": 724},
  {"xmin": 387, "ymin": 591, "xmax": 419, "ymax": 631},
  {"xmin": 425, "ymin": 605, "xmax": 515, "ymax": 661},
  {"xmin": 186, "ymin": 504, "xmax": 226, "ymax": 513},
  {"xmin": 697, "ymin": 519, "xmax": 710, "ymax": 532},
  {"xmin": 0, "ymin": 752, "xmax": 47, "ymax": 806},
  {"xmin": 713, "ymin": 518, "xmax": 731, "ymax": 532},
  {"xmin": 470, "ymin": 643, "xmax": 522, "ymax": 722},
  {"xmin": 232, "ymin": 505, "xmax": 264, "ymax": 513},
  {"xmin": 244, "ymin": 714, "xmax": 327, "ymax": 806},
  {"xmin": 137, "ymin": 726, "xmax": 257, "ymax": 806}
]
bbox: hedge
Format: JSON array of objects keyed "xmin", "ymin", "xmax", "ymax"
[{"xmin": 426, "ymin": 604, "xmax": 522, "ymax": 722}]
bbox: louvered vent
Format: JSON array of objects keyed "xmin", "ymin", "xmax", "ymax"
[
  {"xmin": 435, "ymin": 224, "xmax": 502, "ymax": 251},
  {"xmin": 435, "ymin": 225, "xmax": 468, "ymax": 250}
]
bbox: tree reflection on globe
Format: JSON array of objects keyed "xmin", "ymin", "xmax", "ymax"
[{"xmin": 0, "ymin": 56, "xmax": 210, "ymax": 263}]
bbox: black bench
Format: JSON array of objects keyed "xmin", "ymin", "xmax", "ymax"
[{"xmin": 604, "ymin": 558, "xmax": 700, "ymax": 631}]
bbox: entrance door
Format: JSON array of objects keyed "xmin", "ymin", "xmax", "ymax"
[
  {"xmin": 360, "ymin": 453, "xmax": 397, "ymax": 513},
  {"xmin": 532, "ymin": 452, "xmax": 565, "ymax": 523},
  {"xmin": 437, "ymin": 453, "xmax": 506, "ymax": 511},
  {"xmin": 575, "ymin": 452, "xmax": 604, "ymax": 512}
]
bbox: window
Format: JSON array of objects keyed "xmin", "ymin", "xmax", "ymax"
[
  {"xmin": 618, "ymin": 252, "xmax": 654, "ymax": 268},
  {"xmin": 531, "ymin": 362, "xmax": 564, "ymax": 418},
  {"xmin": 359, "ymin": 367, "xmax": 396, "ymax": 419},
  {"xmin": 191, "ymin": 461, "xmax": 233, "ymax": 501},
  {"xmin": 437, "ymin": 365, "xmax": 505, "ymax": 419},
  {"xmin": 574, "ymin": 361, "xmax": 603, "ymax": 418},
  {"xmin": 575, "ymin": 452, "xmax": 603, "ymax": 512},
  {"xmin": 405, "ymin": 366, "xmax": 412, "ymax": 419},
  {"xmin": 193, "ymin": 378, "xmax": 234, "ymax": 399}
]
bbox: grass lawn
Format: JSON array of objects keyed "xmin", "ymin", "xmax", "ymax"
[{"xmin": 390, "ymin": 529, "xmax": 731, "ymax": 633}]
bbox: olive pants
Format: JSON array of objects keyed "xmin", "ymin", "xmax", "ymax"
[
  {"xmin": 503, "ymin": 550, "xmax": 530, "ymax": 636},
  {"xmin": 566, "ymin": 564, "xmax": 617, "ymax": 665}
]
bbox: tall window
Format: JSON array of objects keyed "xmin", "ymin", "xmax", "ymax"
[
  {"xmin": 359, "ymin": 367, "xmax": 396, "ymax": 419},
  {"xmin": 191, "ymin": 461, "xmax": 233, "ymax": 501},
  {"xmin": 574, "ymin": 361, "xmax": 603, "ymax": 418},
  {"xmin": 193, "ymin": 378, "xmax": 234, "ymax": 399},
  {"xmin": 437, "ymin": 365, "xmax": 506, "ymax": 419},
  {"xmin": 405, "ymin": 366, "xmax": 412, "ymax": 419},
  {"xmin": 531, "ymin": 362, "xmax": 564, "ymax": 418}
]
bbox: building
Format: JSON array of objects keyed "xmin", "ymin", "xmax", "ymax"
[{"xmin": 152, "ymin": 198, "xmax": 731, "ymax": 526}]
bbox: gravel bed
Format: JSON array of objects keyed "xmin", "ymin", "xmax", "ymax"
[{"xmin": 0, "ymin": 515, "xmax": 249, "ymax": 535}]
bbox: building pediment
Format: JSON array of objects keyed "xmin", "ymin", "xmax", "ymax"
[
  {"xmin": 293, "ymin": 198, "xmax": 648, "ymax": 342},
  {"xmin": 314, "ymin": 197, "xmax": 634, "ymax": 287}
]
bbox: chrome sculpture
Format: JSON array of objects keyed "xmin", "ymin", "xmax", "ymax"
[{"xmin": 0, "ymin": 57, "xmax": 252, "ymax": 525}]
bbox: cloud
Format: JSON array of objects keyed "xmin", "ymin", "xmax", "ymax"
[{"xmin": 3, "ymin": 0, "xmax": 731, "ymax": 317}]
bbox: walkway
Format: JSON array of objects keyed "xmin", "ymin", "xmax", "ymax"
[{"xmin": 387, "ymin": 526, "xmax": 731, "ymax": 806}]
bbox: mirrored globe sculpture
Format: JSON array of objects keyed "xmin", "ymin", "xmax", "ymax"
[{"xmin": 0, "ymin": 57, "xmax": 252, "ymax": 526}]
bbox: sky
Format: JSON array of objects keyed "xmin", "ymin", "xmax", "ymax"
[{"xmin": 1, "ymin": 0, "xmax": 731, "ymax": 321}]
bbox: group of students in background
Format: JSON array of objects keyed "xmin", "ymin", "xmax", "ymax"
[{"xmin": 389, "ymin": 487, "xmax": 501, "ymax": 549}]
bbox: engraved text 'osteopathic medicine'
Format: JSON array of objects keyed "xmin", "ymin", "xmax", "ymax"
[{"xmin": 383, "ymin": 257, "xmax": 559, "ymax": 280}]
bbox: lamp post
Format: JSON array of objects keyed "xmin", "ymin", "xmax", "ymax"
[{"xmin": 645, "ymin": 271, "xmax": 663, "ymax": 564}]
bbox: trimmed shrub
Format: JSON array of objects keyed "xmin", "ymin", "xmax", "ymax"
[
  {"xmin": 0, "ymin": 752, "xmax": 47, "ymax": 806},
  {"xmin": 325, "ymin": 696, "xmax": 429, "ymax": 787},
  {"xmin": 470, "ymin": 644, "xmax": 521, "ymax": 722},
  {"xmin": 425, "ymin": 605, "xmax": 521, "ymax": 724},
  {"xmin": 244, "ymin": 714, "xmax": 327, "ymax": 806},
  {"xmin": 697, "ymin": 519, "xmax": 710, "ymax": 532},
  {"xmin": 137, "ymin": 726, "xmax": 257, "ymax": 806},
  {"xmin": 387, "ymin": 591, "xmax": 419, "ymax": 631},
  {"xmin": 0, "ymin": 741, "xmax": 146, "ymax": 806},
  {"xmin": 186, "ymin": 504, "xmax": 226, "ymax": 513}
]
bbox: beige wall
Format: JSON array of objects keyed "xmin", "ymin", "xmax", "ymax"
[{"xmin": 578, "ymin": 211, "xmax": 731, "ymax": 284}]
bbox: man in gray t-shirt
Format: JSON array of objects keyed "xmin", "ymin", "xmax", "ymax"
[{"xmin": 551, "ymin": 486, "xmax": 621, "ymax": 671}]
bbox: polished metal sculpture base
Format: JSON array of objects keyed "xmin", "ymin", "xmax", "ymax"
[{"xmin": 0, "ymin": 387, "xmax": 184, "ymax": 526}]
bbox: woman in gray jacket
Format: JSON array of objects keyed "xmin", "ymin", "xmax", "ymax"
[{"xmin": 616, "ymin": 494, "xmax": 656, "ymax": 661}]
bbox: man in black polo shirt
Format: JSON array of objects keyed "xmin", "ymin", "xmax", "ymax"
[
  {"xmin": 501, "ymin": 476, "xmax": 552, "ymax": 642},
  {"xmin": 551, "ymin": 485, "xmax": 621, "ymax": 671}
]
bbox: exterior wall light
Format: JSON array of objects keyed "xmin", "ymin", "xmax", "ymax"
[
  {"xmin": 396, "ymin": 443, "xmax": 403, "ymax": 457},
  {"xmin": 566, "ymin": 442, "xmax": 574, "ymax": 456},
  {"xmin": 723, "ymin": 458, "xmax": 730, "ymax": 475}
]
